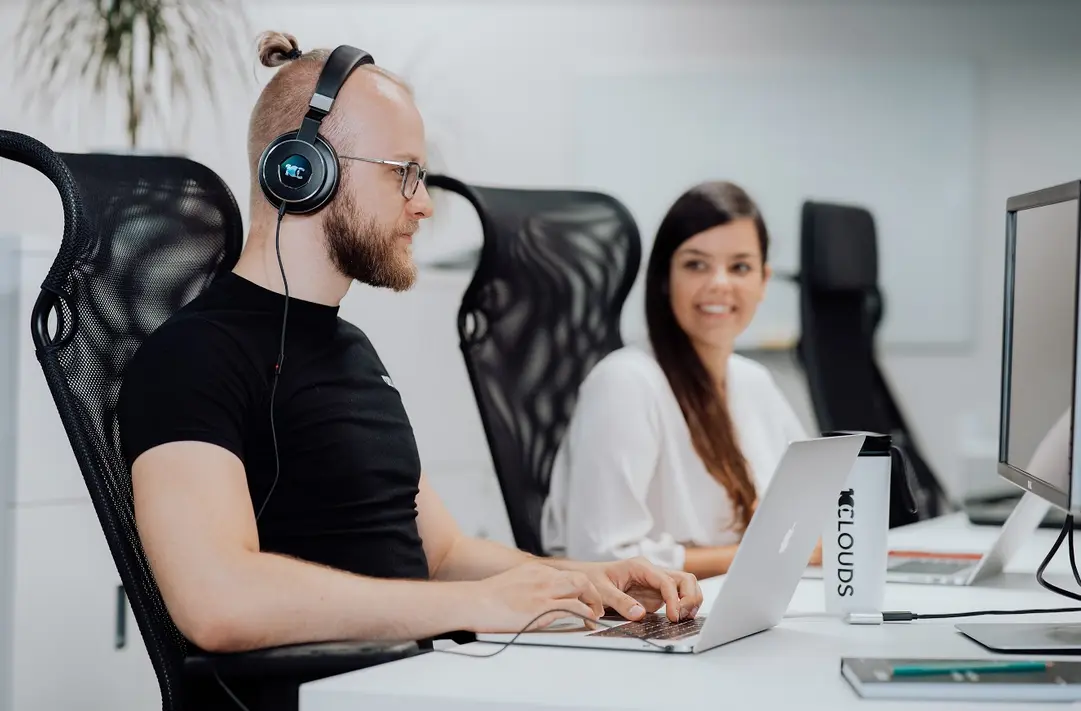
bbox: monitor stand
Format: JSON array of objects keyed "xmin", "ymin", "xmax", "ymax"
[
  {"xmin": 957, "ymin": 493, "xmax": 1077, "ymax": 653},
  {"xmin": 957, "ymin": 622, "xmax": 1081, "ymax": 654}
]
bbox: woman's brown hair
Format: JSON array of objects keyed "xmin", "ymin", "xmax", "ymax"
[{"xmin": 644, "ymin": 181, "xmax": 770, "ymax": 533}]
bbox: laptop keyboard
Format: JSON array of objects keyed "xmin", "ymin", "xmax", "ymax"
[
  {"xmin": 587, "ymin": 614, "xmax": 706, "ymax": 641},
  {"xmin": 888, "ymin": 558, "xmax": 972, "ymax": 575}
]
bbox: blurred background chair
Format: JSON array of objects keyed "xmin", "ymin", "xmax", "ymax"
[
  {"xmin": 1, "ymin": 129, "xmax": 419, "ymax": 711},
  {"xmin": 795, "ymin": 199, "xmax": 952, "ymax": 527},
  {"xmin": 428, "ymin": 175, "xmax": 642, "ymax": 555}
]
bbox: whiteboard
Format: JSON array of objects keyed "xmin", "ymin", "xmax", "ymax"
[{"xmin": 569, "ymin": 59, "xmax": 978, "ymax": 350}]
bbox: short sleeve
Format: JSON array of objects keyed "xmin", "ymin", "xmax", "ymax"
[{"xmin": 116, "ymin": 316, "xmax": 255, "ymax": 466}]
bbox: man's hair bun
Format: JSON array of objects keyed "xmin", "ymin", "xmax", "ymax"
[{"xmin": 257, "ymin": 31, "xmax": 302, "ymax": 68}]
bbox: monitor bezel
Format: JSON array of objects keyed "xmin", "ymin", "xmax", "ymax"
[{"xmin": 998, "ymin": 180, "xmax": 1081, "ymax": 513}]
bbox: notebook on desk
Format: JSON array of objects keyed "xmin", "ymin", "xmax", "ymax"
[{"xmin": 841, "ymin": 657, "xmax": 1081, "ymax": 702}]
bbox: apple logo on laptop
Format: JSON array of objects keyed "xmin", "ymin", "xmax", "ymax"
[{"xmin": 778, "ymin": 522, "xmax": 797, "ymax": 554}]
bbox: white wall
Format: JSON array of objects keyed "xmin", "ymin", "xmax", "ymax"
[{"xmin": 2, "ymin": 0, "xmax": 1081, "ymax": 521}]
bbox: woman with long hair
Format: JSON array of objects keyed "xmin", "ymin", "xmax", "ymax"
[{"xmin": 541, "ymin": 180, "xmax": 812, "ymax": 579}]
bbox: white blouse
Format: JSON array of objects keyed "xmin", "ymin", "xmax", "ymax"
[{"xmin": 540, "ymin": 346, "xmax": 808, "ymax": 571}]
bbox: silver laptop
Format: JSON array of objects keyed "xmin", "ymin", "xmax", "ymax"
[
  {"xmin": 882, "ymin": 490, "xmax": 1050, "ymax": 585},
  {"xmin": 804, "ymin": 489, "xmax": 1050, "ymax": 586},
  {"xmin": 476, "ymin": 434, "xmax": 866, "ymax": 654}
]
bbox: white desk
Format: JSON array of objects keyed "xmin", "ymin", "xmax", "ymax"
[{"xmin": 300, "ymin": 514, "xmax": 1081, "ymax": 710}]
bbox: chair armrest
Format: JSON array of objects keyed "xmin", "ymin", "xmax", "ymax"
[{"xmin": 184, "ymin": 639, "xmax": 424, "ymax": 680}]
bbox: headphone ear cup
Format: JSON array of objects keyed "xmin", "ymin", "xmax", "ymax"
[
  {"xmin": 258, "ymin": 132, "xmax": 338, "ymax": 214},
  {"xmin": 301, "ymin": 135, "xmax": 340, "ymax": 213}
]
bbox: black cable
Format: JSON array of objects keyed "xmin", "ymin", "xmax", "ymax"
[
  {"xmin": 212, "ymin": 608, "xmax": 675, "ymax": 710},
  {"xmin": 431, "ymin": 608, "xmax": 680, "ymax": 658},
  {"xmin": 1067, "ymin": 516, "xmax": 1081, "ymax": 590},
  {"xmin": 868, "ymin": 512, "xmax": 1081, "ymax": 623},
  {"xmin": 871, "ymin": 606, "xmax": 1081, "ymax": 623},
  {"xmin": 214, "ymin": 669, "xmax": 253, "ymax": 711},
  {"xmin": 218, "ymin": 203, "xmax": 291, "ymax": 711},
  {"xmin": 1036, "ymin": 511, "xmax": 1081, "ymax": 602},
  {"xmin": 255, "ymin": 202, "xmax": 289, "ymax": 522}
]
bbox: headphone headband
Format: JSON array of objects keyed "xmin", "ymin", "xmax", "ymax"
[
  {"xmin": 259, "ymin": 43, "xmax": 376, "ymax": 215},
  {"xmin": 297, "ymin": 45, "xmax": 374, "ymax": 144}
]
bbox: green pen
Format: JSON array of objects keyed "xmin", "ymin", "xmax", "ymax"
[{"xmin": 891, "ymin": 661, "xmax": 1051, "ymax": 677}]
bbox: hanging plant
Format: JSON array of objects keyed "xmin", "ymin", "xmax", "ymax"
[{"xmin": 16, "ymin": 0, "xmax": 249, "ymax": 148}]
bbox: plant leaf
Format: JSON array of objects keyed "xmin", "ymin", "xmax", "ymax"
[{"xmin": 15, "ymin": 0, "xmax": 250, "ymax": 147}]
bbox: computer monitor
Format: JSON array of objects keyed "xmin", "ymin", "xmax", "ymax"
[
  {"xmin": 998, "ymin": 180, "xmax": 1081, "ymax": 514},
  {"xmin": 956, "ymin": 180, "xmax": 1081, "ymax": 656}
]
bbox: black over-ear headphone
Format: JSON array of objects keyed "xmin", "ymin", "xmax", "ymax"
[{"xmin": 258, "ymin": 45, "xmax": 375, "ymax": 215}]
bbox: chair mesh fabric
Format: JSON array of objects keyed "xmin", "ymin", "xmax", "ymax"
[
  {"xmin": 2, "ymin": 131, "xmax": 243, "ymax": 711},
  {"xmin": 429, "ymin": 177, "xmax": 641, "ymax": 555}
]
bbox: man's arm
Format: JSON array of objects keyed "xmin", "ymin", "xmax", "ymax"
[
  {"xmin": 415, "ymin": 474, "xmax": 702, "ymax": 621},
  {"xmin": 134, "ymin": 442, "xmax": 481, "ymax": 652},
  {"xmin": 121, "ymin": 322, "xmax": 607, "ymax": 651},
  {"xmin": 417, "ymin": 472, "xmax": 537, "ymax": 581}
]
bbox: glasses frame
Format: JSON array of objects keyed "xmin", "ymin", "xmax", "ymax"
[{"xmin": 340, "ymin": 154, "xmax": 428, "ymax": 199}]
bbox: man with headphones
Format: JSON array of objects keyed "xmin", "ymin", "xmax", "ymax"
[{"xmin": 115, "ymin": 31, "xmax": 703, "ymax": 657}]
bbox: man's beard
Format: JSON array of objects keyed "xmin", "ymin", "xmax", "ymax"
[{"xmin": 322, "ymin": 191, "xmax": 417, "ymax": 291}]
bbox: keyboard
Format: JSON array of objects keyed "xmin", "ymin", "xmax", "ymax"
[
  {"xmin": 965, "ymin": 499, "xmax": 1081, "ymax": 529},
  {"xmin": 887, "ymin": 558, "xmax": 973, "ymax": 575},
  {"xmin": 588, "ymin": 614, "xmax": 706, "ymax": 641}
]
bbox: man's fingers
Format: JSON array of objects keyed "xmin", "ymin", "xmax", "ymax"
[
  {"xmin": 604, "ymin": 587, "xmax": 647, "ymax": 621},
  {"xmin": 554, "ymin": 572, "xmax": 605, "ymax": 618},
  {"xmin": 531, "ymin": 611, "xmax": 564, "ymax": 631},
  {"xmin": 675, "ymin": 572, "xmax": 703, "ymax": 617},
  {"xmin": 636, "ymin": 567, "xmax": 681, "ymax": 622},
  {"xmin": 532, "ymin": 609, "xmax": 581, "ymax": 632},
  {"xmin": 552, "ymin": 600, "xmax": 599, "ymax": 628}
]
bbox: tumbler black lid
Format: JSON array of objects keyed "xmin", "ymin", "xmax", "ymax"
[{"xmin": 823, "ymin": 430, "xmax": 891, "ymax": 455}]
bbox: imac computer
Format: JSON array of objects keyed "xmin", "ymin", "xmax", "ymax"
[{"xmin": 957, "ymin": 179, "xmax": 1081, "ymax": 653}]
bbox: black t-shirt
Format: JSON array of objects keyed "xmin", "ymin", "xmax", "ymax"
[{"xmin": 116, "ymin": 271, "xmax": 429, "ymax": 582}]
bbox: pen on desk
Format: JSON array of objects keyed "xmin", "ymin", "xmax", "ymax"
[{"xmin": 890, "ymin": 661, "xmax": 1051, "ymax": 677}]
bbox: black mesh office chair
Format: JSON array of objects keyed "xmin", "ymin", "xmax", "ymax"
[
  {"xmin": 428, "ymin": 175, "xmax": 642, "ymax": 555},
  {"xmin": 796, "ymin": 200, "xmax": 951, "ymax": 526},
  {"xmin": 1, "ymin": 130, "xmax": 419, "ymax": 711}
]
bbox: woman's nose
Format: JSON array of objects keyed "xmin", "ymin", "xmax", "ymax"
[{"xmin": 707, "ymin": 268, "xmax": 732, "ymax": 289}]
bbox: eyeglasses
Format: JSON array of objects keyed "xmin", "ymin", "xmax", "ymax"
[{"xmin": 339, "ymin": 155, "xmax": 428, "ymax": 199}]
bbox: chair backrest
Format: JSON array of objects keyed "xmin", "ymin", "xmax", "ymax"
[
  {"xmin": 1, "ymin": 131, "xmax": 244, "ymax": 711},
  {"xmin": 796, "ymin": 200, "xmax": 947, "ymax": 525},
  {"xmin": 428, "ymin": 176, "xmax": 642, "ymax": 555}
]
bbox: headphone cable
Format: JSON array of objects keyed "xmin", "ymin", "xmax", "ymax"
[
  {"xmin": 255, "ymin": 202, "xmax": 289, "ymax": 522},
  {"xmin": 432, "ymin": 609, "xmax": 679, "ymax": 659},
  {"xmin": 213, "ymin": 608, "xmax": 675, "ymax": 710},
  {"xmin": 216, "ymin": 202, "xmax": 289, "ymax": 710}
]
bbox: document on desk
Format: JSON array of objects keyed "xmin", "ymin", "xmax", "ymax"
[{"xmin": 840, "ymin": 657, "xmax": 1081, "ymax": 702}]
